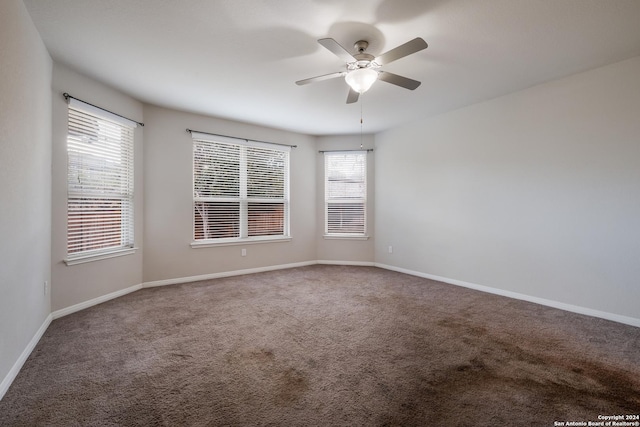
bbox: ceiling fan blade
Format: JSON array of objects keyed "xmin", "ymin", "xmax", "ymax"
[
  {"xmin": 346, "ymin": 88, "xmax": 359, "ymax": 104},
  {"xmin": 375, "ymin": 37, "xmax": 428, "ymax": 65},
  {"xmin": 378, "ymin": 71, "xmax": 422, "ymax": 90},
  {"xmin": 295, "ymin": 71, "xmax": 346, "ymax": 86},
  {"xmin": 318, "ymin": 38, "xmax": 357, "ymax": 63}
]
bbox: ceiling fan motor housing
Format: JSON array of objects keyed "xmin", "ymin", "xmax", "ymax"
[
  {"xmin": 354, "ymin": 40, "xmax": 369, "ymax": 53},
  {"xmin": 350, "ymin": 40, "xmax": 378, "ymax": 70}
]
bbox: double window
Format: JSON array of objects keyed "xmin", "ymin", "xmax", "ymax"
[
  {"xmin": 192, "ymin": 133, "xmax": 290, "ymax": 244},
  {"xmin": 324, "ymin": 152, "xmax": 367, "ymax": 236},
  {"xmin": 66, "ymin": 100, "xmax": 135, "ymax": 262}
]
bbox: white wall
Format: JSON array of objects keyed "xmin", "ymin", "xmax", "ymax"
[
  {"xmin": 142, "ymin": 105, "xmax": 317, "ymax": 284},
  {"xmin": 316, "ymin": 135, "xmax": 375, "ymax": 263},
  {"xmin": 0, "ymin": 0, "xmax": 52, "ymax": 396},
  {"xmin": 51, "ymin": 63, "xmax": 144, "ymax": 311},
  {"xmin": 375, "ymin": 56, "xmax": 640, "ymax": 320}
]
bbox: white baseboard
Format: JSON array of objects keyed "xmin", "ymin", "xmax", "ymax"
[
  {"xmin": 52, "ymin": 283, "xmax": 143, "ymax": 320},
  {"xmin": 51, "ymin": 260, "xmax": 370, "ymax": 316},
  {"xmin": 375, "ymin": 263, "xmax": 640, "ymax": 328},
  {"xmin": 0, "ymin": 313, "xmax": 52, "ymax": 401},
  {"xmin": 142, "ymin": 261, "xmax": 317, "ymax": 288},
  {"xmin": 47, "ymin": 261, "xmax": 640, "ymax": 328},
  {"xmin": 317, "ymin": 260, "xmax": 375, "ymax": 266}
]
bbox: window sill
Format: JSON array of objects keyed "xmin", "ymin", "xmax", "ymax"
[
  {"xmin": 323, "ymin": 234, "xmax": 369, "ymax": 241},
  {"xmin": 191, "ymin": 236, "xmax": 292, "ymax": 249},
  {"xmin": 64, "ymin": 247, "xmax": 138, "ymax": 266}
]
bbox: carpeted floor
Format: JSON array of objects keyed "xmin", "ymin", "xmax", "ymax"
[{"xmin": 1, "ymin": 265, "xmax": 639, "ymax": 426}]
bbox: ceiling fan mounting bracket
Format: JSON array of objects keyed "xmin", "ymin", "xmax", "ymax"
[
  {"xmin": 343, "ymin": 40, "xmax": 374, "ymax": 70},
  {"xmin": 352, "ymin": 40, "xmax": 376, "ymax": 67},
  {"xmin": 354, "ymin": 40, "xmax": 369, "ymax": 53}
]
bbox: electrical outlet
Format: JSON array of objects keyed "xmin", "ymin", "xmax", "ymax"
[
  {"xmin": 44, "ymin": 280, "xmax": 49, "ymax": 295},
  {"xmin": 241, "ymin": 248, "xmax": 247, "ymax": 257},
  {"xmin": 388, "ymin": 246, "xmax": 393, "ymax": 254}
]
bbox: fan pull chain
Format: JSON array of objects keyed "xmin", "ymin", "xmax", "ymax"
[{"xmin": 360, "ymin": 98, "xmax": 363, "ymax": 149}]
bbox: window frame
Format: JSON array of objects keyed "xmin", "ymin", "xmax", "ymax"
[
  {"xmin": 324, "ymin": 151, "xmax": 368, "ymax": 239},
  {"xmin": 64, "ymin": 98, "xmax": 137, "ymax": 265},
  {"xmin": 191, "ymin": 133, "xmax": 291, "ymax": 248}
]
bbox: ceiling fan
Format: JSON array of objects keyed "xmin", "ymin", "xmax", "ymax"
[{"xmin": 296, "ymin": 37, "xmax": 428, "ymax": 104}]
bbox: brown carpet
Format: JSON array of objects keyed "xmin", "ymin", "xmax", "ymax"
[{"xmin": 1, "ymin": 265, "xmax": 639, "ymax": 426}]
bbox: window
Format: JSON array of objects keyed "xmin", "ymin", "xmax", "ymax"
[
  {"xmin": 66, "ymin": 100, "xmax": 135, "ymax": 263},
  {"xmin": 324, "ymin": 151, "xmax": 367, "ymax": 237},
  {"xmin": 192, "ymin": 133, "xmax": 290, "ymax": 245}
]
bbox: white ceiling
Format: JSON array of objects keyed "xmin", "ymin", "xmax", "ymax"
[{"xmin": 24, "ymin": 0, "xmax": 640, "ymax": 136}]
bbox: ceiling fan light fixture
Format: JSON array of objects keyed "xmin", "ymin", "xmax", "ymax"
[{"xmin": 345, "ymin": 68, "xmax": 378, "ymax": 94}]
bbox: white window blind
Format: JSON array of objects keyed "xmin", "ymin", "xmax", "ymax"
[
  {"xmin": 193, "ymin": 134, "xmax": 290, "ymax": 243},
  {"xmin": 324, "ymin": 152, "xmax": 367, "ymax": 235},
  {"xmin": 67, "ymin": 102, "xmax": 135, "ymax": 259}
]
